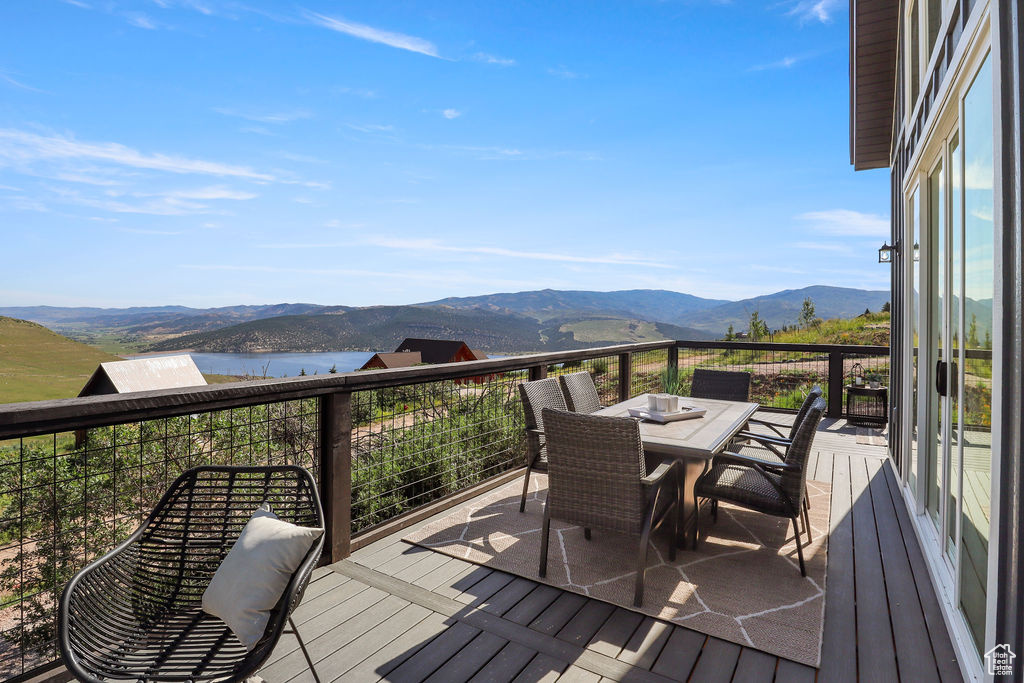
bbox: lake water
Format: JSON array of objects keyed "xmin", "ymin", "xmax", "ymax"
[{"xmin": 128, "ymin": 351, "xmax": 378, "ymax": 378}]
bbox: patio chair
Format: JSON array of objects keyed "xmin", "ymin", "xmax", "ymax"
[
  {"xmin": 518, "ymin": 377, "xmax": 568, "ymax": 512},
  {"xmin": 59, "ymin": 465, "xmax": 324, "ymax": 683},
  {"xmin": 742, "ymin": 385, "xmax": 824, "ymax": 444},
  {"xmin": 558, "ymin": 370, "xmax": 603, "ymax": 413},
  {"xmin": 539, "ymin": 408, "xmax": 680, "ymax": 607},
  {"xmin": 690, "ymin": 368, "xmax": 752, "ymax": 402},
  {"xmin": 731, "ymin": 385, "xmax": 825, "ymax": 495},
  {"xmin": 693, "ymin": 397, "xmax": 825, "ymax": 576}
]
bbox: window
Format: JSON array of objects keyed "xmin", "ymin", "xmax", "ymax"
[
  {"xmin": 910, "ymin": 0, "xmax": 921, "ymax": 108},
  {"xmin": 927, "ymin": 0, "xmax": 942, "ymax": 54}
]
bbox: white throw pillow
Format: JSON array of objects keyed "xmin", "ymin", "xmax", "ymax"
[{"xmin": 202, "ymin": 503, "xmax": 323, "ymax": 651}]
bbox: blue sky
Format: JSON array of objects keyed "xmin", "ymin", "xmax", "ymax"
[{"xmin": 0, "ymin": 0, "xmax": 890, "ymax": 308}]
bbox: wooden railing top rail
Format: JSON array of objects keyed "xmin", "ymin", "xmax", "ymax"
[{"xmin": 0, "ymin": 341, "xmax": 676, "ymax": 438}]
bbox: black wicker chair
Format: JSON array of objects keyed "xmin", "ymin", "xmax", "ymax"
[
  {"xmin": 693, "ymin": 397, "xmax": 825, "ymax": 576},
  {"xmin": 59, "ymin": 465, "xmax": 324, "ymax": 683},
  {"xmin": 558, "ymin": 371, "xmax": 603, "ymax": 414},
  {"xmin": 539, "ymin": 408, "xmax": 679, "ymax": 606},
  {"xmin": 518, "ymin": 378, "xmax": 568, "ymax": 513},
  {"xmin": 690, "ymin": 369, "xmax": 752, "ymax": 402}
]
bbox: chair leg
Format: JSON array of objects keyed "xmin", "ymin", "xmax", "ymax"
[
  {"xmin": 539, "ymin": 505, "xmax": 551, "ymax": 578},
  {"xmin": 584, "ymin": 527, "xmax": 591, "ymax": 540},
  {"xmin": 711, "ymin": 499, "xmax": 718, "ymax": 523},
  {"xmin": 289, "ymin": 617, "xmax": 321, "ymax": 683},
  {"xmin": 670, "ymin": 475, "xmax": 681, "ymax": 561},
  {"xmin": 692, "ymin": 497, "xmax": 701, "ymax": 551},
  {"xmin": 792, "ymin": 517, "xmax": 806, "ymax": 577},
  {"xmin": 802, "ymin": 504, "xmax": 813, "ymax": 542},
  {"xmin": 635, "ymin": 510, "xmax": 655, "ymax": 607},
  {"xmin": 519, "ymin": 465, "xmax": 533, "ymax": 513}
]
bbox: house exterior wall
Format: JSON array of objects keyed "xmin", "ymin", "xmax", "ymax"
[{"xmin": 877, "ymin": 0, "xmax": 1022, "ymax": 679}]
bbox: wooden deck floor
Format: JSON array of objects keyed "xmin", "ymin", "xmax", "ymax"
[{"xmin": 258, "ymin": 418, "xmax": 963, "ymax": 683}]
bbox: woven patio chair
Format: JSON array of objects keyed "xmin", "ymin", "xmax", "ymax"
[
  {"xmin": 59, "ymin": 465, "xmax": 324, "ymax": 683},
  {"xmin": 558, "ymin": 371, "xmax": 603, "ymax": 414},
  {"xmin": 690, "ymin": 368, "xmax": 752, "ymax": 402},
  {"xmin": 730, "ymin": 385, "xmax": 824, "ymax": 516},
  {"xmin": 539, "ymin": 408, "xmax": 680, "ymax": 607},
  {"xmin": 693, "ymin": 397, "xmax": 825, "ymax": 576},
  {"xmin": 518, "ymin": 378, "xmax": 568, "ymax": 513}
]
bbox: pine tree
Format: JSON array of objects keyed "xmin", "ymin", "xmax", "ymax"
[{"xmin": 799, "ymin": 297, "xmax": 816, "ymax": 329}]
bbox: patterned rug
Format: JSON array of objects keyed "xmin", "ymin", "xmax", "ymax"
[{"xmin": 405, "ymin": 474, "xmax": 831, "ymax": 667}]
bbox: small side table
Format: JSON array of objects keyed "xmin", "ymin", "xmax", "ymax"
[{"xmin": 845, "ymin": 385, "xmax": 888, "ymax": 425}]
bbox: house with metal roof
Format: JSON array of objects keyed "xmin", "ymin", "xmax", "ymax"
[{"xmin": 79, "ymin": 355, "xmax": 207, "ymax": 396}]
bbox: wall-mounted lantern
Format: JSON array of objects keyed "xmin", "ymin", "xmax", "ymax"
[{"xmin": 878, "ymin": 242, "xmax": 896, "ymax": 263}]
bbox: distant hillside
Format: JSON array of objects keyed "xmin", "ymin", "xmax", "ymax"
[
  {"xmin": 769, "ymin": 311, "xmax": 891, "ymax": 346},
  {"xmin": 676, "ymin": 286, "xmax": 891, "ymax": 334},
  {"xmin": 148, "ymin": 306, "xmax": 716, "ymax": 353},
  {"xmin": 426, "ymin": 289, "xmax": 730, "ymax": 322},
  {"xmin": 0, "ymin": 317, "xmax": 119, "ymax": 403}
]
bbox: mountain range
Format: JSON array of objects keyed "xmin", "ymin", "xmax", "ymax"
[{"xmin": 0, "ymin": 285, "xmax": 891, "ymax": 354}]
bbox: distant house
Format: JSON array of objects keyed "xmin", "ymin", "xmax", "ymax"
[
  {"xmin": 76, "ymin": 355, "xmax": 207, "ymax": 446},
  {"xmin": 359, "ymin": 350, "xmax": 423, "ymax": 370},
  {"xmin": 379, "ymin": 338, "xmax": 495, "ymax": 384},
  {"xmin": 79, "ymin": 355, "xmax": 207, "ymax": 397},
  {"xmin": 393, "ymin": 338, "xmax": 477, "ymax": 364}
]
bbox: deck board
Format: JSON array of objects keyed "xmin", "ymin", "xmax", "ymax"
[
  {"xmin": 258, "ymin": 419, "xmax": 962, "ymax": 683},
  {"xmin": 850, "ymin": 455, "xmax": 900, "ymax": 682}
]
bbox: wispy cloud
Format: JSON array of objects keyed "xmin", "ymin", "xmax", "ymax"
[
  {"xmin": 471, "ymin": 52, "xmax": 515, "ymax": 66},
  {"xmin": 785, "ymin": 0, "xmax": 842, "ymax": 23},
  {"xmin": 61, "ymin": 0, "xmax": 91, "ymax": 8},
  {"xmin": 305, "ymin": 11, "xmax": 441, "ymax": 58},
  {"xmin": 547, "ymin": 65, "xmax": 582, "ymax": 80},
  {"xmin": 119, "ymin": 227, "xmax": 184, "ymax": 235},
  {"xmin": 423, "ymin": 143, "xmax": 600, "ymax": 162},
  {"xmin": 345, "ymin": 123, "xmax": 395, "ymax": 134},
  {"xmin": 749, "ymin": 55, "xmax": 803, "ymax": 71},
  {"xmin": 0, "ymin": 72, "xmax": 45, "ymax": 93},
  {"xmin": 214, "ymin": 107, "xmax": 312, "ymax": 124},
  {"xmin": 126, "ymin": 13, "xmax": 158, "ymax": 29},
  {"xmin": 332, "ymin": 86, "xmax": 379, "ymax": 99},
  {"xmin": 442, "ymin": 108, "xmax": 462, "ymax": 120},
  {"xmin": 364, "ymin": 237, "xmax": 671, "ymax": 268},
  {"xmin": 792, "ymin": 241, "xmax": 853, "ymax": 253},
  {"xmin": 0, "ymin": 128, "xmax": 276, "ymax": 181},
  {"xmin": 797, "ymin": 209, "xmax": 889, "ymax": 237}
]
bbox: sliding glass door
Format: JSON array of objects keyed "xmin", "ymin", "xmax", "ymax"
[{"xmin": 905, "ymin": 51, "xmax": 992, "ymax": 658}]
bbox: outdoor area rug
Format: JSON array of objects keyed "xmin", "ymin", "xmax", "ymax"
[{"xmin": 404, "ymin": 473, "xmax": 832, "ymax": 667}]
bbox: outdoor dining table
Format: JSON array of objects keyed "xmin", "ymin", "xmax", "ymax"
[{"xmin": 595, "ymin": 394, "xmax": 760, "ymax": 541}]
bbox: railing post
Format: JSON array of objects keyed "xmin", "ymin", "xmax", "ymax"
[
  {"xmin": 320, "ymin": 391, "xmax": 352, "ymax": 563},
  {"xmin": 529, "ymin": 365, "xmax": 548, "ymax": 381},
  {"xmin": 668, "ymin": 344, "xmax": 679, "ymax": 376},
  {"xmin": 828, "ymin": 352, "xmax": 845, "ymax": 419},
  {"xmin": 618, "ymin": 352, "xmax": 632, "ymax": 402}
]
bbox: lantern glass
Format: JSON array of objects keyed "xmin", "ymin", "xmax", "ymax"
[{"xmin": 878, "ymin": 244, "xmax": 893, "ymax": 263}]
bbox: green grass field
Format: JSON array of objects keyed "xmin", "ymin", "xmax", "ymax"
[
  {"xmin": 560, "ymin": 318, "xmax": 665, "ymax": 343},
  {"xmin": 0, "ymin": 317, "xmax": 243, "ymax": 403},
  {"xmin": 0, "ymin": 316, "xmax": 121, "ymax": 403}
]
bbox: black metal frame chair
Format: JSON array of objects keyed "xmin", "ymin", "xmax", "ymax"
[
  {"xmin": 59, "ymin": 465, "xmax": 324, "ymax": 683},
  {"xmin": 731, "ymin": 385, "xmax": 824, "ymax": 516},
  {"xmin": 539, "ymin": 408, "xmax": 680, "ymax": 607},
  {"xmin": 690, "ymin": 369, "xmax": 752, "ymax": 402},
  {"xmin": 693, "ymin": 397, "xmax": 825, "ymax": 576},
  {"xmin": 518, "ymin": 378, "xmax": 568, "ymax": 513},
  {"xmin": 558, "ymin": 371, "xmax": 603, "ymax": 414}
]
